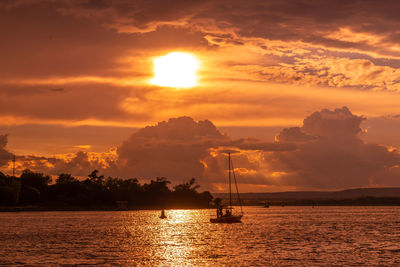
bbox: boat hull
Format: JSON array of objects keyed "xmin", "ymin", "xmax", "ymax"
[{"xmin": 210, "ymin": 215, "xmax": 242, "ymax": 223}]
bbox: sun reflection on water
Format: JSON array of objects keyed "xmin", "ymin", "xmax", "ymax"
[
  {"xmin": 165, "ymin": 209, "xmax": 192, "ymax": 224},
  {"xmin": 145, "ymin": 209, "xmax": 211, "ymax": 265}
]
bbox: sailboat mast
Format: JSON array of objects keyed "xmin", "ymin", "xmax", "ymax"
[
  {"xmin": 229, "ymin": 152, "xmax": 232, "ymax": 207},
  {"xmin": 231, "ymin": 160, "xmax": 243, "ymax": 214}
]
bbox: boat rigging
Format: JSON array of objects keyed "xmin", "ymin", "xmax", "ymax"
[{"xmin": 210, "ymin": 152, "xmax": 243, "ymax": 223}]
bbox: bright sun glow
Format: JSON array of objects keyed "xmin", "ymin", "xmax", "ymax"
[{"xmin": 151, "ymin": 52, "xmax": 199, "ymax": 88}]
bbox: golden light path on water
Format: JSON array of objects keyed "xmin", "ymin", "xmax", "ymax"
[{"xmin": 126, "ymin": 209, "xmax": 215, "ymax": 265}]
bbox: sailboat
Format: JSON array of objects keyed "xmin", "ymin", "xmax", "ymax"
[{"xmin": 210, "ymin": 152, "xmax": 243, "ymax": 223}]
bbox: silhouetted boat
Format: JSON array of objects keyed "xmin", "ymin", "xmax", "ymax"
[
  {"xmin": 263, "ymin": 202, "xmax": 270, "ymax": 208},
  {"xmin": 160, "ymin": 209, "xmax": 167, "ymax": 219},
  {"xmin": 210, "ymin": 152, "xmax": 243, "ymax": 223}
]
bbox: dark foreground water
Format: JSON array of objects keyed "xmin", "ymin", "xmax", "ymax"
[{"xmin": 1, "ymin": 206, "xmax": 400, "ymax": 266}]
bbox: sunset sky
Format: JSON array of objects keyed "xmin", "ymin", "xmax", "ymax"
[{"xmin": 1, "ymin": 0, "xmax": 400, "ymax": 192}]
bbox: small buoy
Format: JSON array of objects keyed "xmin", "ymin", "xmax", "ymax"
[{"xmin": 160, "ymin": 209, "xmax": 167, "ymax": 219}]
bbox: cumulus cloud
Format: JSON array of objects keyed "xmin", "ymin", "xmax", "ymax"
[
  {"xmin": 301, "ymin": 106, "xmax": 366, "ymax": 137},
  {"xmin": 114, "ymin": 116, "xmax": 296, "ymax": 186},
  {"xmin": 269, "ymin": 107, "xmax": 400, "ymax": 189},
  {"xmin": 116, "ymin": 116, "xmax": 227, "ymax": 184}
]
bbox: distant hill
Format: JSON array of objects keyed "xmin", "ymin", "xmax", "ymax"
[{"xmin": 214, "ymin": 188, "xmax": 400, "ymax": 200}]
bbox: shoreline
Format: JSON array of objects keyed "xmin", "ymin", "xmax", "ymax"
[
  {"xmin": 0, "ymin": 205, "xmax": 214, "ymax": 212},
  {"xmin": 2, "ymin": 204, "xmax": 400, "ymax": 212}
]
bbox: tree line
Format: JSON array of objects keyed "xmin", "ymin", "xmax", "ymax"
[{"xmin": 0, "ymin": 169, "xmax": 213, "ymax": 209}]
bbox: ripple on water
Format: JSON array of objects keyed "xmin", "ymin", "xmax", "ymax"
[{"xmin": 1, "ymin": 207, "xmax": 400, "ymax": 265}]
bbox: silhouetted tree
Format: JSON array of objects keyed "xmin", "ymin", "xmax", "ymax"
[
  {"xmin": 56, "ymin": 173, "xmax": 77, "ymax": 184},
  {"xmin": 0, "ymin": 171, "xmax": 19, "ymax": 205},
  {"xmin": 51, "ymin": 173, "xmax": 86, "ymax": 205},
  {"xmin": 171, "ymin": 178, "xmax": 213, "ymax": 208},
  {"xmin": 87, "ymin": 170, "xmax": 104, "ymax": 185},
  {"xmin": 20, "ymin": 169, "xmax": 51, "ymax": 190},
  {"xmin": 143, "ymin": 177, "xmax": 171, "ymax": 206},
  {"xmin": 19, "ymin": 169, "xmax": 51, "ymax": 204},
  {"xmin": 173, "ymin": 178, "xmax": 200, "ymax": 193},
  {"xmin": 0, "ymin": 169, "xmax": 215, "ymax": 208},
  {"xmin": 105, "ymin": 177, "xmax": 142, "ymax": 204}
]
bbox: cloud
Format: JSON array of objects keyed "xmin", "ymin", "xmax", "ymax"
[
  {"xmin": 362, "ymin": 115, "xmax": 400, "ymax": 148},
  {"xmin": 275, "ymin": 127, "xmax": 315, "ymax": 143},
  {"xmin": 276, "ymin": 106, "xmax": 366, "ymax": 143},
  {"xmin": 269, "ymin": 107, "xmax": 400, "ymax": 189},
  {"xmin": 0, "ymin": 135, "xmax": 13, "ymax": 167},
  {"xmin": 255, "ymin": 56, "xmax": 400, "ymax": 91},
  {"xmin": 301, "ymin": 106, "xmax": 365, "ymax": 137},
  {"xmin": 114, "ymin": 116, "xmax": 296, "ymax": 187},
  {"xmin": 229, "ymin": 138, "xmax": 296, "ymax": 152},
  {"xmin": 116, "ymin": 116, "xmax": 228, "ymax": 182},
  {"xmin": 16, "ymin": 150, "xmax": 117, "ymax": 178},
  {"xmin": 55, "ymin": 1, "xmax": 400, "ymax": 56}
]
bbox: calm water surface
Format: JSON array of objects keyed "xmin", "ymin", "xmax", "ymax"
[{"xmin": 1, "ymin": 206, "xmax": 400, "ymax": 266}]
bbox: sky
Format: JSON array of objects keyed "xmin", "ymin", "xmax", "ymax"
[{"xmin": 1, "ymin": 0, "xmax": 400, "ymax": 192}]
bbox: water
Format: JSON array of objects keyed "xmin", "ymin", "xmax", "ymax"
[{"xmin": 1, "ymin": 206, "xmax": 400, "ymax": 266}]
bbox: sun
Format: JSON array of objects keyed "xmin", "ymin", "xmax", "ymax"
[{"xmin": 151, "ymin": 52, "xmax": 200, "ymax": 88}]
